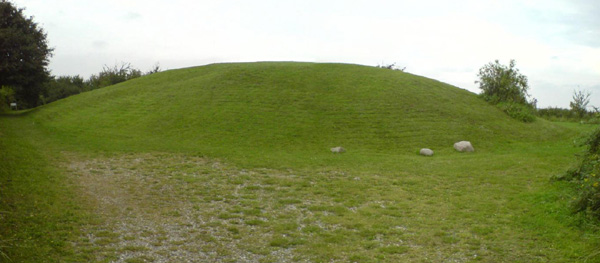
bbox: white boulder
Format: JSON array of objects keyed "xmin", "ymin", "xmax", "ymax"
[
  {"xmin": 454, "ymin": 141, "xmax": 474, "ymax": 152},
  {"xmin": 330, "ymin": 146, "xmax": 346, "ymax": 153},
  {"xmin": 420, "ymin": 148, "xmax": 434, "ymax": 156}
]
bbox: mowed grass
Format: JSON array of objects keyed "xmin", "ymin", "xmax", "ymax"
[
  {"xmin": 28, "ymin": 62, "xmax": 571, "ymax": 168},
  {"xmin": 1, "ymin": 62, "xmax": 600, "ymax": 262}
]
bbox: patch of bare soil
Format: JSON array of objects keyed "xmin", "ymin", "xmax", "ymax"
[{"xmin": 65, "ymin": 153, "xmax": 305, "ymax": 263}]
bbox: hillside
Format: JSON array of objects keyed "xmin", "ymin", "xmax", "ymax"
[
  {"xmin": 30, "ymin": 62, "xmax": 568, "ymax": 167},
  {"xmin": 2, "ymin": 62, "xmax": 599, "ymax": 262}
]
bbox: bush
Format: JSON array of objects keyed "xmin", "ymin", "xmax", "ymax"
[
  {"xmin": 537, "ymin": 107, "xmax": 576, "ymax": 121},
  {"xmin": 475, "ymin": 60, "xmax": 537, "ymax": 122},
  {"xmin": 476, "ymin": 59, "xmax": 530, "ymax": 105},
  {"xmin": 86, "ymin": 62, "xmax": 142, "ymax": 90},
  {"xmin": 556, "ymin": 128, "xmax": 600, "ymax": 219},
  {"xmin": 496, "ymin": 102, "xmax": 536, "ymax": 123},
  {"xmin": 537, "ymin": 106, "xmax": 600, "ymax": 123}
]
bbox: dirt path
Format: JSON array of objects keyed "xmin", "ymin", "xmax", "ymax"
[
  {"xmin": 66, "ymin": 153, "xmax": 306, "ymax": 263},
  {"xmin": 65, "ymin": 152, "xmax": 510, "ymax": 262}
]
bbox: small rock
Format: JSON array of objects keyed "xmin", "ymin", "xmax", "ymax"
[
  {"xmin": 419, "ymin": 148, "xmax": 434, "ymax": 156},
  {"xmin": 330, "ymin": 146, "xmax": 346, "ymax": 153},
  {"xmin": 454, "ymin": 141, "xmax": 474, "ymax": 152}
]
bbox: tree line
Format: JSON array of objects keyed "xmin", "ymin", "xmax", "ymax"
[
  {"xmin": 380, "ymin": 59, "xmax": 595, "ymax": 123},
  {"xmin": 40, "ymin": 62, "xmax": 161, "ymax": 105},
  {"xmin": 1, "ymin": 60, "xmax": 160, "ymax": 111},
  {"xmin": 475, "ymin": 59, "xmax": 596, "ymax": 123}
]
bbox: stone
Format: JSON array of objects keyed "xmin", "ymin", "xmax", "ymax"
[
  {"xmin": 453, "ymin": 141, "xmax": 474, "ymax": 152},
  {"xmin": 330, "ymin": 146, "xmax": 346, "ymax": 153},
  {"xmin": 419, "ymin": 148, "xmax": 434, "ymax": 156}
]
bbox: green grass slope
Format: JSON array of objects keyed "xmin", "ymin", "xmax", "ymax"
[
  {"xmin": 31, "ymin": 62, "xmax": 567, "ymax": 167},
  {"xmin": 3, "ymin": 62, "xmax": 599, "ymax": 262}
]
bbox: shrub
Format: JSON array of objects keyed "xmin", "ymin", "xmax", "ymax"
[
  {"xmin": 86, "ymin": 62, "xmax": 142, "ymax": 90},
  {"xmin": 476, "ymin": 59, "xmax": 530, "ymax": 105},
  {"xmin": 556, "ymin": 127, "xmax": 600, "ymax": 219},
  {"xmin": 496, "ymin": 102, "xmax": 536, "ymax": 123},
  {"xmin": 537, "ymin": 106, "xmax": 599, "ymax": 123},
  {"xmin": 475, "ymin": 60, "xmax": 537, "ymax": 122},
  {"xmin": 537, "ymin": 107, "xmax": 575, "ymax": 121}
]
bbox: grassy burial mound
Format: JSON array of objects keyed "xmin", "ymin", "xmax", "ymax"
[
  {"xmin": 30, "ymin": 62, "xmax": 568, "ymax": 167},
  {"xmin": 1, "ymin": 62, "xmax": 598, "ymax": 262}
]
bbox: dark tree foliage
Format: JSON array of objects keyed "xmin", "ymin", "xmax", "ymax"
[
  {"xmin": 43, "ymin": 75, "xmax": 85, "ymax": 103},
  {"xmin": 0, "ymin": 0, "xmax": 53, "ymax": 108}
]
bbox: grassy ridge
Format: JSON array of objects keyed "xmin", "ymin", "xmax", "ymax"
[{"xmin": 30, "ymin": 62, "xmax": 569, "ymax": 168}]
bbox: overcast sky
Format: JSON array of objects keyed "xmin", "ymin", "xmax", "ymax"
[{"xmin": 12, "ymin": 0, "xmax": 600, "ymax": 108}]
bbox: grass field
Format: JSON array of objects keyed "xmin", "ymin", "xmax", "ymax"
[{"xmin": 1, "ymin": 62, "xmax": 600, "ymax": 262}]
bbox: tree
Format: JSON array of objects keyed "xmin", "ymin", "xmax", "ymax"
[
  {"xmin": 0, "ymin": 0, "xmax": 53, "ymax": 108},
  {"xmin": 475, "ymin": 59, "xmax": 530, "ymax": 105},
  {"xmin": 570, "ymin": 90, "xmax": 591, "ymax": 118},
  {"xmin": 475, "ymin": 59, "xmax": 537, "ymax": 122}
]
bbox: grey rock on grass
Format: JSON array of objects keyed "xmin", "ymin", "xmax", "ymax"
[
  {"xmin": 454, "ymin": 141, "xmax": 474, "ymax": 152},
  {"xmin": 330, "ymin": 146, "xmax": 346, "ymax": 153},
  {"xmin": 420, "ymin": 148, "xmax": 434, "ymax": 156}
]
